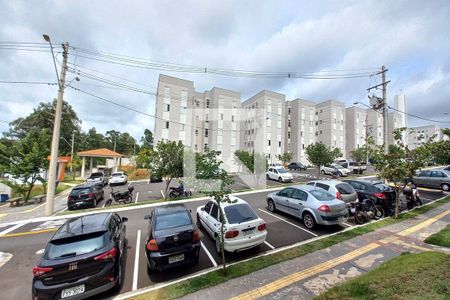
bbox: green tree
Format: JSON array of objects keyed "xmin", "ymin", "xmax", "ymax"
[
  {"xmin": 1, "ymin": 129, "xmax": 51, "ymax": 200},
  {"xmin": 140, "ymin": 129, "xmax": 154, "ymax": 149},
  {"xmin": 7, "ymin": 100, "xmax": 81, "ymax": 154},
  {"xmin": 277, "ymin": 152, "xmax": 293, "ymax": 166},
  {"xmin": 350, "ymin": 147, "xmax": 366, "ymax": 163},
  {"xmin": 305, "ymin": 143, "xmax": 342, "ymax": 179}
]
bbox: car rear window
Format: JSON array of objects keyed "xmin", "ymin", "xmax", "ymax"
[
  {"xmin": 112, "ymin": 173, "xmax": 123, "ymax": 177},
  {"xmin": 70, "ymin": 188, "xmax": 91, "ymax": 196},
  {"xmin": 90, "ymin": 173, "xmax": 103, "ymax": 177},
  {"xmin": 336, "ymin": 183, "xmax": 355, "ymax": 195},
  {"xmin": 310, "ymin": 190, "xmax": 335, "ymax": 201},
  {"xmin": 155, "ymin": 211, "xmax": 192, "ymax": 231},
  {"xmin": 46, "ymin": 232, "xmax": 108, "ymax": 259},
  {"xmin": 224, "ymin": 204, "xmax": 258, "ymax": 224},
  {"xmin": 373, "ymin": 183, "xmax": 392, "ymax": 192}
]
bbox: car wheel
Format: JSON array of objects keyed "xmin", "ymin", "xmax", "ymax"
[
  {"xmin": 441, "ymin": 183, "xmax": 450, "ymax": 192},
  {"xmin": 196, "ymin": 214, "xmax": 203, "ymax": 229},
  {"xmin": 302, "ymin": 212, "xmax": 316, "ymax": 229},
  {"xmin": 266, "ymin": 174, "xmax": 270, "ymax": 180},
  {"xmin": 278, "ymin": 177, "xmax": 283, "ymax": 183},
  {"xmin": 321, "ymin": 170, "xmax": 325, "ymax": 175},
  {"xmin": 267, "ymin": 199, "xmax": 276, "ymax": 212},
  {"xmin": 338, "ymin": 172, "xmax": 342, "ymax": 177}
]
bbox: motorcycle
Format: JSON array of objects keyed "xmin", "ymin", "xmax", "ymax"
[
  {"xmin": 106, "ymin": 185, "xmax": 134, "ymax": 206},
  {"xmin": 403, "ymin": 187, "xmax": 422, "ymax": 210},
  {"xmin": 169, "ymin": 186, "xmax": 192, "ymax": 198},
  {"xmin": 348, "ymin": 198, "xmax": 384, "ymax": 224}
]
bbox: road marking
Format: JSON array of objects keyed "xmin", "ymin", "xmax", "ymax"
[
  {"xmin": 161, "ymin": 190, "xmax": 165, "ymax": 198},
  {"xmin": 102, "ymin": 201, "xmax": 106, "ymax": 208},
  {"xmin": 132, "ymin": 229, "xmax": 141, "ymax": 291},
  {"xmin": 0, "ymin": 252, "xmax": 13, "ymax": 268},
  {"xmin": 258, "ymin": 209, "xmax": 318, "ymax": 237},
  {"xmin": 201, "ymin": 241, "xmax": 218, "ymax": 267},
  {"xmin": 0, "ymin": 223, "xmax": 26, "ymax": 236},
  {"xmin": 0, "ymin": 228, "xmax": 57, "ymax": 238},
  {"xmin": 135, "ymin": 192, "xmax": 139, "ymax": 204},
  {"xmin": 128, "ymin": 182, "xmax": 131, "ymax": 188},
  {"xmin": 264, "ymin": 241, "xmax": 275, "ymax": 250},
  {"xmin": 60, "ymin": 207, "xmax": 68, "ymax": 213}
]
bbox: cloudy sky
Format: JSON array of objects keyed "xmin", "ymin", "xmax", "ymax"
[{"xmin": 1, "ymin": 0, "xmax": 449, "ymax": 141}]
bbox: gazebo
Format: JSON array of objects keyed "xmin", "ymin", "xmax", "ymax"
[{"xmin": 77, "ymin": 148, "xmax": 123, "ymax": 178}]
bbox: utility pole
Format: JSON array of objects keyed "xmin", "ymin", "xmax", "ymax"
[
  {"xmin": 45, "ymin": 41, "xmax": 69, "ymax": 216},
  {"xmin": 71, "ymin": 132, "xmax": 75, "ymax": 180}
]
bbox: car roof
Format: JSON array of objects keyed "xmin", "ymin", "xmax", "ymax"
[
  {"xmin": 307, "ymin": 180, "xmax": 347, "ymax": 186},
  {"xmin": 208, "ymin": 195, "xmax": 248, "ymax": 208},
  {"xmin": 52, "ymin": 213, "xmax": 111, "ymax": 240},
  {"xmin": 155, "ymin": 203, "xmax": 188, "ymax": 215},
  {"xmin": 281, "ymin": 184, "xmax": 316, "ymax": 192},
  {"xmin": 72, "ymin": 182, "xmax": 98, "ymax": 189},
  {"xmin": 343, "ymin": 179, "xmax": 382, "ymax": 185}
]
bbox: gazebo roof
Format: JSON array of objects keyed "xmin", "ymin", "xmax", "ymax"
[{"xmin": 77, "ymin": 148, "xmax": 123, "ymax": 158}]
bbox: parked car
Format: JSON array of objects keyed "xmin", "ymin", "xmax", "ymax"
[
  {"xmin": 444, "ymin": 165, "xmax": 450, "ymax": 172},
  {"xmin": 413, "ymin": 170, "xmax": 450, "ymax": 191},
  {"xmin": 32, "ymin": 213, "xmax": 127, "ymax": 300},
  {"xmin": 87, "ymin": 172, "xmax": 108, "ymax": 187},
  {"xmin": 266, "ymin": 166, "xmax": 293, "ymax": 182},
  {"xmin": 320, "ymin": 164, "xmax": 350, "ymax": 176},
  {"xmin": 266, "ymin": 185, "xmax": 348, "ymax": 229},
  {"xmin": 268, "ymin": 163, "xmax": 282, "ymax": 167},
  {"xmin": 109, "ymin": 172, "xmax": 128, "ymax": 186},
  {"xmin": 197, "ymin": 196, "xmax": 267, "ymax": 253},
  {"xmin": 335, "ymin": 159, "xmax": 367, "ymax": 174},
  {"xmin": 287, "ymin": 162, "xmax": 307, "ymax": 171},
  {"xmin": 306, "ymin": 180, "xmax": 358, "ymax": 203},
  {"xmin": 68, "ymin": 183, "xmax": 104, "ymax": 210},
  {"xmin": 343, "ymin": 179, "xmax": 396, "ymax": 215},
  {"xmin": 145, "ymin": 204, "xmax": 201, "ymax": 272}
]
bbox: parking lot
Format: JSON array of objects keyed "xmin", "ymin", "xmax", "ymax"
[{"xmin": 0, "ymin": 173, "xmax": 445, "ymax": 300}]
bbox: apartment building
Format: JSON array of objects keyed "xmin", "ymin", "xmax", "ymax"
[
  {"xmin": 345, "ymin": 106, "xmax": 367, "ymax": 158},
  {"xmin": 366, "ymin": 108, "xmax": 384, "ymax": 146},
  {"xmin": 315, "ymin": 100, "xmax": 346, "ymax": 155},
  {"xmin": 388, "ymin": 112, "xmax": 403, "ymax": 145},
  {"xmin": 285, "ymin": 99, "xmax": 316, "ymax": 164},
  {"xmin": 407, "ymin": 125, "xmax": 446, "ymax": 149},
  {"xmin": 241, "ymin": 90, "xmax": 285, "ymax": 164}
]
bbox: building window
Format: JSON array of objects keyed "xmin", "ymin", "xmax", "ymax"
[
  {"xmin": 268, "ymin": 140, "xmax": 271, "ymax": 146},
  {"xmin": 204, "ymin": 144, "xmax": 208, "ymax": 151},
  {"xmin": 319, "ymin": 130, "xmax": 322, "ymax": 134},
  {"xmin": 165, "ymin": 122, "xmax": 169, "ymax": 129},
  {"xmin": 221, "ymin": 113, "xmax": 224, "ymax": 120},
  {"xmin": 166, "ymin": 104, "xmax": 170, "ymax": 112},
  {"xmin": 319, "ymin": 120, "xmax": 322, "ymax": 124},
  {"xmin": 288, "ymin": 131, "xmax": 291, "ymax": 138},
  {"xmin": 278, "ymin": 141, "xmax": 281, "ymax": 147},
  {"xmin": 302, "ymin": 144, "xmax": 305, "ymax": 149},
  {"xmin": 195, "ymin": 129, "xmax": 198, "ymax": 136},
  {"xmin": 300, "ymin": 131, "xmax": 303, "ymax": 137},
  {"xmin": 288, "ymin": 120, "xmax": 291, "ymax": 127},
  {"xmin": 205, "ymin": 129, "xmax": 209, "ymax": 137},
  {"xmin": 232, "ymin": 115, "xmax": 235, "ymax": 122},
  {"xmin": 206, "ymin": 99, "xmax": 210, "ymax": 108},
  {"xmin": 194, "ymin": 144, "xmax": 198, "ymax": 151},
  {"xmin": 315, "ymin": 121, "xmax": 318, "ymax": 126},
  {"xmin": 315, "ymin": 111, "xmax": 318, "ymax": 115},
  {"xmin": 320, "ymin": 109, "xmax": 322, "ymax": 113}
]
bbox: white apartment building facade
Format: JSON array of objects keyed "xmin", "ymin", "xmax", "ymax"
[
  {"xmin": 407, "ymin": 125, "xmax": 447, "ymax": 149},
  {"xmin": 388, "ymin": 112, "xmax": 404, "ymax": 145},
  {"xmin": 366, "ymin": 108, "xmax": 384, "ymax": 146},
  {"xmin": 315, "ymin": 100, "xmax": 346, "ymax": 156},
  {"xmin": 285, "ymin": 99, "xmax": 316, "ymax": 165},
  {"xmin": 345, "ymin": 106, "xmax": 367, "ymax": 158}
]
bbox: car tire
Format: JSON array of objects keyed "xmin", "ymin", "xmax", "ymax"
[
  {"xmin": 278, "ymin": 177, "xmax": 283, "ymax": 183},
  {"xmin": 338, "ymin": 172, "xmax": 342, "ymax": 177},
  {"xmin": 321, "ymin": 170, "xmax": 325, "ymax": 175},
  {"xmin": 441, "ymin": 183, "xmax": 450, "ymax": 192},
  {"xmin": 302, "ymin": 212, "xmax": 316, "ymax": 229},
  {"xmin": 266, "ymin": 174, "xmax": 270, "ymax": 180},
  {"xmin": 267, "ymin": 199, "xmax": 276, "ymax": 212},
  {"xmin": 196, "ymin": 214, "xmax": 203, "ymax": 229}
]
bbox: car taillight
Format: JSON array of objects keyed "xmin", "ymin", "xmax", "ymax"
[
  {"xmin": 336, "ymin": 191, "xmax": 342, "ymax": 200},
  {"xmin": 318, "ymin": 205, "xmax": 331, "ymax": 212},
  {"xmin": 373, "ymin": 192, "xmax": 386, "ymax": 199},
  {"xmin": 225, "ymin": 230, "xmax": 239, "ymax": 239},
  {"xmin": 94, "ymin": 247, "xmax": 117, "ymax": 261},
  {"xmin": 257, "ymin": 223, "xmax": 266, "ymax": 231},
  {"xmin": 32, "ymin": 266, "xmax": 53, "ymax": 277},
  {"xmin": 88, "ymin": 193, "xmax": 95, "ymax": 198},
  {"xmin": 192, "ymin": 229, "xmax": 201, "ymax": 242},
  {"xmin": 146, "ymin": 239, "xmax": 159, "ymax": 251}
]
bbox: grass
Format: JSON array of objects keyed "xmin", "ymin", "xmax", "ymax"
[
  {"xmin": 315, "ymin": 252, "xmax": 450, "ymax": 300},
  {"xmin": 131, "ymin": 195, "xmax": 450, "ymax": 300},
  {"xmin": 425, "ymin": 224, "xmax": 450, "ymax": 248}
]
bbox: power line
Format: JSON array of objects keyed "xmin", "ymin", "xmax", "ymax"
[
  {"xmin": 0, "ymin": 80, "xmax": 57, "ymax": 85},
  {"xmin": 387, "ymin": 105, "xmax": 450, "ymax": 124}
]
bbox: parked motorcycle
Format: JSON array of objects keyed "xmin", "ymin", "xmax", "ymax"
[
  {"xmin": 169, "ymin": 186, "xmax": 192, "ymax": 198},
  {"xmin": 106, "ymin": 185, "xmax": 134, "ymax": 206},
  {"xmin": 348, "ymin": 198, "xmax": 384, "ymax": 224}
]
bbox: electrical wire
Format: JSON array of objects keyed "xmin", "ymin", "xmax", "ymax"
[
  {"xmin": 388, "ymin": 106, "xmax": 450, "ymax": 124},
  {"xmin": 0, "ymin": 80, "xmax": 57, "ymax": 85}
]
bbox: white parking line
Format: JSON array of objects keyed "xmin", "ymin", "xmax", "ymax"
[
  {"xmin": 342, "ymin": 222, "xmax": 353, "ymax": 227},
  {"xmin": 264, "ymin": 240, "xmax": 275, "ymax": 250},
  {"xmin": 102, "ymin": 201, "xmax": 106, "ymax": 208},
  {"xmin": 132, "ymin": 229, "xmax": 141, "ymax": 291},
  {"xmin": 200, "ymin": 241, "xmax": 218, "ymax": 267},
  {"xmin": 135, "ymin": 192, "xmax": 139, "ymax": 204},
  {"xmin": 0, "ymin": 223, "xmax": 26, "ymax": 236},
  {"xmin": 258, "ymin": 209, "xmax": 318, "ymax": 237}
]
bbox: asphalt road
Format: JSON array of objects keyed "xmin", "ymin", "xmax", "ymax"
[{"xmin": 0, "ymin": 178, "xmax": 445, "ymax": 300}]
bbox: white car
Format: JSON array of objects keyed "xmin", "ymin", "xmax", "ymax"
[
  {"xmin": 109, "ymin": 172, "xmax": 128, "ymax": 186},
  {"xmin": 196, "ymin": 196, "xmax": 267, "ymax": 253},
  {"xmin": 266, "ymin": 166, "xmax": 293, "ymax": 182},
  {"xmin": 320, "ymin": 164, "xmax": 350, "ymax": 177}
]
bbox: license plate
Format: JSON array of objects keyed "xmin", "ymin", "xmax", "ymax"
[
  {"xmin": 168, "ymin": 254, "xmax": 184, "ymax": 264},
  {"xmin": 61, "ymin": 284, "xmax": 85, "ymax": 298},
  {"xmin": 243, "ymin": 229, "xmax": 255, "ymax": 236}
]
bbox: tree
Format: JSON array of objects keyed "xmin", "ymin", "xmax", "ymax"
[
  {"xmin": 277, "ymin": 152, "xmax": 293, "ymax": 166},
  {"xmin": 1, "ymin": 129, "xmax": 51, "ymax": 200},
  {"xmin": 370, "ymin": 128, "xmax": 430, "ymax": 217},
  {"xmin": 189, "ymin": 149, "xmax": 234, "ymax": 275},
  {"xmin": 305, "ymin": 143, "xmax": 342, "ymax": 179},
  {"xmin": 140, "ymin": 129, "xmax": 154, "ymax": 149},
  {"xmin": 350, "ymin": 147, "xmax": 366, "ymax": 163},
  {"xmin": 7, "ymin": 100, "xmax": 81, "ymax": 154}
]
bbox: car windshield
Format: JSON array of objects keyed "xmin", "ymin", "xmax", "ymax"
[
  {"xmin": 224, "ymin": 203, "xmax": 258, "ymax": 224},
  {"xmin": 310, "ymin": 189, "xmax": 335, "ymax": 201},
  {"xmin": 277, "ymin": 168, "xmax": 288, "ymax": 173},
  {"xmin": 112, "ymin": 173, "xmax": 123, "ymax": 177},
  {"xmin": 155, "ymin": 211, "xmax": 192, "ymax": 231},
  {"xmin": 46, "ymin": 232, "xmax": 107, "ymax": 259},
  {"xmin": 90, "ymin": 173, "xmax": 103, "ymax": 178},
  {"xmin": 70, "ymin": 188, "xmax": 90, "ymax": 196},
  {"xmin": 334, "ymin": 165, "xmax": 344, "ymax": 169}
]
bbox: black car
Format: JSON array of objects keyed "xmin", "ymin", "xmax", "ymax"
[
  {"xmin": 32, "ymin": 213, "xmax": 127, "ymax": 300},
  {"xmin": 287, "ymin": 162, "xmax": 307, "ymax": 171},
  {"xmin": 343, "ymin": 179, "xmax": 396, "ymax": 215},
  {"xmin": 68, "ymin": 183, "xmax": 104, "ymax": 210},
  {"xmin": 145, "ymin": 204, "xmax": 201, "ymax": 272}
]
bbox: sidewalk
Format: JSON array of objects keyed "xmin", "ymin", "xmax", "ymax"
[{"xmin": 178, "ymin": 201, "xmax": 450, "ymax": 300}]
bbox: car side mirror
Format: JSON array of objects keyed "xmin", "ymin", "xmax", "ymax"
[
  {"xmin": 122, "ymin": 217, "xmax": 128, "ymax": 223},
  {"xmin": 201, "ymin": 207, "xmax": 205, "ymax": 211},
  {"xmin": 144, "ymin": 214, "xmax": 151, "ymax": 220}
]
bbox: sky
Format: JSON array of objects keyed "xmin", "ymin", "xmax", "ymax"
[{"xmin": 1, "ymin": 0, "xmax": 449, "ymax": 141}]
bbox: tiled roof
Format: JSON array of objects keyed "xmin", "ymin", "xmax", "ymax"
[{"xmin": 77, "ymin": 148, "xmax": 123, "ymax": 157}]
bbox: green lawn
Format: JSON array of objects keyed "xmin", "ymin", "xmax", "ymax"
[
  {"xmin": 315, "ymin": 252, "xmax": 450, "ymax": 300},
  {"xmin": 425, "ymin": 224, "xmax": 450, "ymax": 247}
]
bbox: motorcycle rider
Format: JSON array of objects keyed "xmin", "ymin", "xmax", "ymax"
[{"xmin": 404, "ymin": 180, "xmax": 422, "ymax": 206}]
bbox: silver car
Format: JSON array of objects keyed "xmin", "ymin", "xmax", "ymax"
[
  {"xmin": 266, "ymin": 185, "xmax": 348, "ymax": 229},
  {"xmin": 306, "ymin": 180, "xmax": 358, "ymax": 204},
  {"xmin": 413, "ymin": 170, "xmax": 450, "ymax": 191}
]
